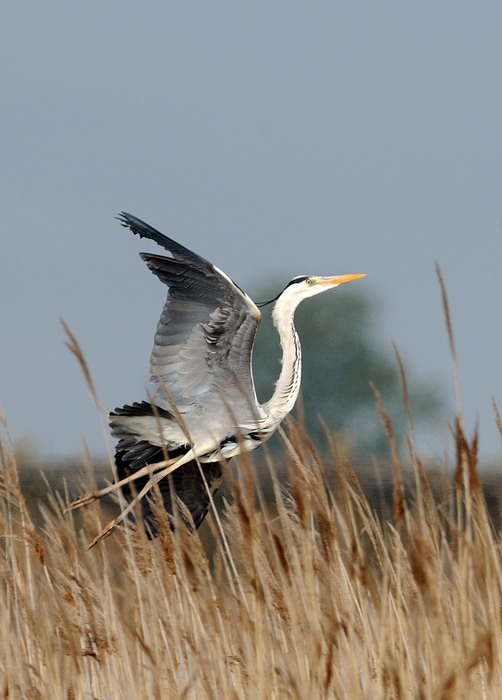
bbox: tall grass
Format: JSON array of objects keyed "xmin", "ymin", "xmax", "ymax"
[
  {"xmin": 2, "ymin": 277, "xmax": 501, "ymax": 699},
  {"xmin": 1, "ymin": 410, "xmax": 502, "ymax": 699}
]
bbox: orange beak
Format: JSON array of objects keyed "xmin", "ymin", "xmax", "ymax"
[{"xmin": 320, "ymin": 273, "xmax": 366, "ymax": 287}]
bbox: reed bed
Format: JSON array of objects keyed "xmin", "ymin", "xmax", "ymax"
[
  {"xmin": 1, "ymin": 409, "xmax": 502, "ymax": 700},
  {"xmin": 2, "ymin": 277, "xmax": 501, "ymax": 699}
]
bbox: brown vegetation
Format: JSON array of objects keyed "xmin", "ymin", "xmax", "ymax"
[
  {"xmin": 1, "ymin": 412, "xmax": 502, "ymax": 699},
  {"xmin": 1, "ymin": 274, "xmax": 501, "ymax": 698}
]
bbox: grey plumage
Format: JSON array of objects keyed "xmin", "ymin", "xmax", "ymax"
[
  {"xmin": 110, "ymin": 213, "xmax": 267, "ymax": 534},
  {"xmin": 70, "ymin": 213, "xmax": 365, "ymax": 544}
]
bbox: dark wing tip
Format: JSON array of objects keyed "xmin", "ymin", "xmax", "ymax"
[
  {"xmin": 116, "ymin": 211, "xmax": 210, "ymax": 266},
  {"xmin": 116, "ymin": 212, "xmax": 163, "ymax": 242},
  {"xmin": 116, "ymin": 211, "xmax": 136, "ymax": 228},
  {"xmin": 116, "ymin": 211, "xmax": 132, "ymax": 227},
  {"xmin": 116, "ymin": 211, "xmax": 181, "ymax": 254}
]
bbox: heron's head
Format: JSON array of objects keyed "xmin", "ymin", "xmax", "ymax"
[
  {"xmin": 286, "ymin": 274, "xmax": 366, "ymax": 300},
  {"xmin": 258, "ymin": 273, "xmax": 366, "ymax": 309}
]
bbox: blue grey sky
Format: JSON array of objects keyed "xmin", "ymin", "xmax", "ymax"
[{"xmin": 2, "ymin": 2, "xmax": 502, "ymax": 462}]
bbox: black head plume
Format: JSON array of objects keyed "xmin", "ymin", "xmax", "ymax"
[
  {"xmin": 257, "ymin": 294, "xmax": 279, "ymax": 308},
  {"xmin": 256, "ymin": 276, "xmax": 310, "ymax": 307}
]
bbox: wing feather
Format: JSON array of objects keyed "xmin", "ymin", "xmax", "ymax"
[{"xmin": 118, "ymin": 214, "xmax": 264, "ymax": 433}]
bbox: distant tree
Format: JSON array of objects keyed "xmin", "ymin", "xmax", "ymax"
[{"xmin": 252, "ymin": 285, "xmax": 443, "ymax": 457}]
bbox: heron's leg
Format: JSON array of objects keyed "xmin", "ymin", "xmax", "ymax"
[
  {"xmin": 66, "ymin": 460, "xmax": 168, "ymax": 511},
  {"xmin": 87, "ymin": 474, "xmax": 157, "ymax": 547},
  {"xmin": 66, "ymin": 449, "xmax": 196, "ymax": 512},
  {"xmin": 87, "ymin": 459, "xmax": 190, "ymax": 548}
]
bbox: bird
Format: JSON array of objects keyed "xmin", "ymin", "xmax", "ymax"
[{"xmin": 70, "ymin": 213, "xmax": 365, "ymax": 545}]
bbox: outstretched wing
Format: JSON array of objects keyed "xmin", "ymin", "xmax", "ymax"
[{"xmin": 118, "ymin": 213, "xmax": 263, "ymax": 427}]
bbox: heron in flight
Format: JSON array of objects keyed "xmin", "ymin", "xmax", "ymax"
[{"xmin": 72, "ymin": 213, "xmax": 365, "ymax": 544}]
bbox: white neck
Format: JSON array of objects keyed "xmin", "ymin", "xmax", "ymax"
[{"xmin": 262, "ymin": 293, "xmax": 302, "ymax": 427}]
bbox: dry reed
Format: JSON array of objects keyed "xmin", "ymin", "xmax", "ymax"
[
  {"xmin": 1, "ymin": 411, "xmax": 502, "ymax": 699},
  {"xmin": 1, "ymin": 279, "xmax": 501, "ymax": 698}
]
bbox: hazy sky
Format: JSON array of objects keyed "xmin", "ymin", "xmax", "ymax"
[{"xmin": 2, "ymin": 2, "xmax": 502, "ymax": 463}]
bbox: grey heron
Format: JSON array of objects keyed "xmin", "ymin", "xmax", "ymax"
[{"xmin": 71, "ymin": 213, "xmax": 365, "ymax": 543}]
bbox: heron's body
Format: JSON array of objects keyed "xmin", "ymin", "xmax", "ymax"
[{"xmin": 72, "ymin": 213, "xmax": 365, "ymax": 542}]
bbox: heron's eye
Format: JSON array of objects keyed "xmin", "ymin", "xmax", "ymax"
[{"xmin": 306, "ymin": 278, "xmax": 313, "ymax": 285}]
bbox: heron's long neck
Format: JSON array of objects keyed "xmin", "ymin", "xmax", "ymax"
[{"xmin": 263, "ymin": 295, "xmax": 302, "ymax": 426}]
